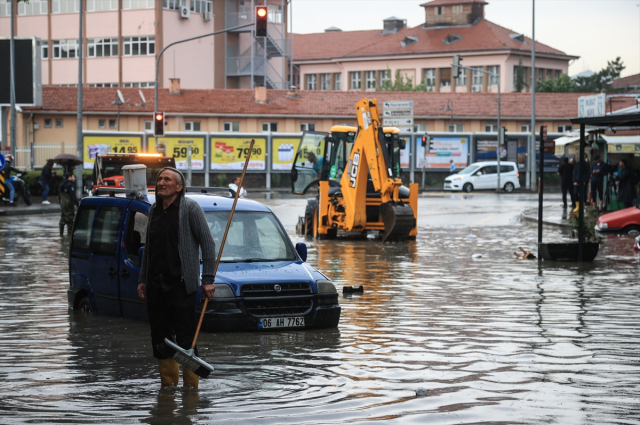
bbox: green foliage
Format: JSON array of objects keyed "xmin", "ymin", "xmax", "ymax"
[
  {"xmin": 513, "ymin": 57, "xmax": 528, "ymax": 93},
  {"xmin": 537, "ymin": 57, "xmax": 626, "ymax": 93},
  {"xmin": 379, "ymin": 67, "xmax": 428, "ymax": 92},
  {"xmin": 567, "ymin": 208, "xmax": 603, "ymax": 243},
  {"xmin": 214, "ymin": 173, "xmax": 227, "ymax": 187},
  {"xmin": 536, "ymin": 73, "xmax": 577, "ymax": 93}
]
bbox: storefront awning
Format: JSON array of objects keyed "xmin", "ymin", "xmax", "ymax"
[{"xmin": 603, "ymin": 135, "xmax": 640, "ymax": 154}]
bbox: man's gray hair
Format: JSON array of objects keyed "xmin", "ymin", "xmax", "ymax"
[{"xmin": 157, "ymin": 167, "xmax": 184, "ymax": 185}]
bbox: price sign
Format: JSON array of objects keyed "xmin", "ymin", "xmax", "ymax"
[
  {"xmin": 210, "ymin": 137, "xmax": 266, "ymax": 170},
  {"xmin": 83, "ymin": 135, "xmax": 142, "ymax": 169},
  {"xmin": 149, "ymin": 136, "xmax": 206, "ymax": 170}
]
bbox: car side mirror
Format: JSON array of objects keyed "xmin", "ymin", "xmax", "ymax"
[
  {"xmin": 398, "ymin": 139, "xmax": 406, "ymax": 150},
  {"xmin": 295, "ymin": 242, "xmax": 307, "ymax": 262}
]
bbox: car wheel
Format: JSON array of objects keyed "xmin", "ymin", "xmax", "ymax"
[
  {"xmin": 77, "ymin": 297, "xmax": 92, "ymax": 315},
  {"xmin": 503, "ymin": 182, "xmax": 515, "ymax": 193},
  {"xmin": 623, "ymin": 225, "xmax": 640, "ymax": 237},
  {"xmin": 463, "ymin": 183, "xmax": 473, "ymax": 193}
]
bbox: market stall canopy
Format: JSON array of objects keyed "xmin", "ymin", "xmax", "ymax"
[
  {"xmin": 602, "ymin": 135, "xmax": 640, "ymax": 154},
  {"xmin": 570, "ymin": 112, "xmax": 640, "ymax": 129}
]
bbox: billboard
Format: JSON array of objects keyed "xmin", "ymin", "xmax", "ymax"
[
  {"xmin": 210, "ymin": 137, "xmax": 266, "ymax": 170},
  {"xmin": 0, "ymin": 38, "xmax": 42, "ymax": 106},
  {"xmin": 272, "ymin": 137, "xmax": 301, "ymax": 171},
  {"xmin": 149, "ymin": 136, "xmax": 205, "ymax": 170},
  {"xmin": 83, "ymin": 135, "xmax": 142, "ymax": 169},
  {"xmin": 416, "ymin": 136, "xmax": 468, "ymax": 169}
]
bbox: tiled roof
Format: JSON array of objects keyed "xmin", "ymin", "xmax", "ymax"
[
  {"xmin": 293, "ymin": 19, "xmax": 574, "ymax": 62},
  {"xmin": 420, "ymin": 0, "xmax": 487, "ymax": 6},
  {"xmin": 22, "ymin": 86, "xmax": 605, "ymax": 120},
  {"xmin": 612, "ymin": 73, "xmax": 640, "ymax": 89}
]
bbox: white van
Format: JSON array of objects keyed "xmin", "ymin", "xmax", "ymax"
[{"xmin": 444, "ymin": 161, "xmax": 521, "ymax": 193}]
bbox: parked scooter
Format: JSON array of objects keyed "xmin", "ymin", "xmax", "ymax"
[{"xmin": 1, "ymin": 174, "xmax": 33, "ymax": 206}]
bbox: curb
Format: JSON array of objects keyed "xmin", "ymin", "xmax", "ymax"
[{"xmin": 521, "ymin": 208, "xmax": 571, "ymax": 229}]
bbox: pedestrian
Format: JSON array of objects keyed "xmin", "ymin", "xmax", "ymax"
[
  {"xmin": 590, "ymin": 154, "xmax": 606, "ymax": 212},
  {"xmin": 58, "ymin": 172, "xmax": 79, "ymax": 236},
  {"xmin": 557, "ymin": 157, "xmax": 575, "ymax": 209},
  {"xmin": 137, "ymin": 167, "xmax": 216, "ymax": 390},
  {"xmin": 573, "ymin": 154, "xmax": 590, "ymax": 212},
  {"xmin": 228, "ymin": 176, "xmax": 247, "ymax": 198},
  {"xmin": 617, "ymin": 159, "xmax": 636, "ymax": 209},
  {"xmin": 1, "ymin": 154, "xmax": 21, "ymax": 207},
  {"xmin": 38, "ymin": 159, "xmax": 56, "ymax": 205},
  {"xmin": 449, "ymin": 159, "xmax": 456, "ymax": 174}
]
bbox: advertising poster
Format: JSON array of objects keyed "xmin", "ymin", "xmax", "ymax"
[
  {"xmin": 210, "ymin": 137, "xmax": 266, "ymax": 170},
  {"xmin": 416, "ymin": 137, "xmax": 468, "ymax": 169},
  {"xmin": 83, "ymin": 135, "xmax": 142, "ymax": 169},
  {"xmin": 149, "ymin": 136, "xmax": 205, "ymax": 170},
  {"xmin": 476, "ymin": 140, "xmax": 507, "ymax": 161},
  {"xmin": 399, "ymin": 137, "xmax": 410, "ymax": 169},
  {"xmin": 272, "ymin": 137, "xmax": 301, "ymax": 171}
]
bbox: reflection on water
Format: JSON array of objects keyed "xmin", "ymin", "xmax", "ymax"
[{"xmin": 0, "ymin": 213, "xmax": 639, "ymax": 424}]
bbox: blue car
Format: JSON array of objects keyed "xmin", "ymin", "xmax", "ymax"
[{"xmin": 67, "ymin": 188, "xmax": 341, "ymax": 331}]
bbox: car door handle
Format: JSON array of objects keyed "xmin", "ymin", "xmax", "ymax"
[
  {"xmin": 120, "ymin": 268, "xmax": 130, "ymax": 279},
  {"xmin": 108, "ymin": 267, "xmax": 117, "ymax": 278}
]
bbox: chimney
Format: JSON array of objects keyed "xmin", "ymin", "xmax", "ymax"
[
  {"xmin": 169, "ymin": 78, "xmax": 181, "ymax": 95},
  {"xmin": 382, "ymin": 17, "xmax": 406, "ymax": 34},
  {"xmin": 286, "ymin": 85, "xmax": 300, "ymax": 99},
  {"xmin": 255, "ymin": 86, "xmax": 268, "ymax": 104}
]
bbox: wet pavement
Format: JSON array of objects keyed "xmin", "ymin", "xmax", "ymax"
[{"xmin": 1, "ymin": 193, "xmax": 639, "ymax": 424}]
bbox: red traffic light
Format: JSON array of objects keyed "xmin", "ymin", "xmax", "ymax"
[
  {"xmin": 255, "ymin": 6, "xmax": 268, "ymax": 37},
  {"xmin": 154, "ymin": 112, "xmax": 165, "ymax": 137},
  {"xmin": 155, "ymin": 113, "xmax": 163, "ymax": 121},
  {"xmin": 257, "ymin": 6, "xmax": 267, "ymax": 17}
]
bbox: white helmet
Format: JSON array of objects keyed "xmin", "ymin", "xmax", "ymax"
[{"xmin": 5, "ymin": 154, "xmax": 13, "ymax": 163}]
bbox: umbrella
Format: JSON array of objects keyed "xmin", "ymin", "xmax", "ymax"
[{"xmin": 53, "ymin": 153, "xmax": 83, "ymax": 173}]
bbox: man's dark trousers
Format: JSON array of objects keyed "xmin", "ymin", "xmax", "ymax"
[
  {"xmin": 561, "ymin": 181, "xmax": 575, "ymax": 209},
  {"xmin": 146, "ymin": 275, "xmax": 198, "ymax": 359}
]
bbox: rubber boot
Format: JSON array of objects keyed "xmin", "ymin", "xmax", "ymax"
[
  {"xmin": 572, "ymin": 202, "xmax": 580, "ymax": 214},
  {"xmin": 183, "ymin": 368, "xmax": 200, "ymax": 390},
  {"xmin": 59, "ymin": 223, "xmax": 65, "ymax": 237},
  {"xmin": 158, "ymin": 359, "xmax": 180, "ymax": 388}
]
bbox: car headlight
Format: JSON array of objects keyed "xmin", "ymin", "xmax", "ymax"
[
  {"xmin": 317, "ymin": 280, "xmax": 337, "ymax": 294},
  {"xmin": 597, "ymin": 222, "xmax": 608, "ymax": 229},
  {"xmin": 453, "ymin": 176, "xmax": 464, "ymax": 180},
  {"xmin": 213, "ymin": 283, "xmax": 235, "ymax": 298}
]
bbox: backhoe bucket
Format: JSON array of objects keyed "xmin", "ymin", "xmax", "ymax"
[{"xmin": 380, "ymin": 202, "xmax": 416, "ymax": 243}]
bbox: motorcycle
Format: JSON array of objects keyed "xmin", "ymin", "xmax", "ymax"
[{"xmin": 1, "ymin": 174, "xmax": 33, "ymax": 206}]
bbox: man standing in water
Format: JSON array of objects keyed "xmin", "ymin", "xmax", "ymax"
[
  {"xmin": 58, "ymin": 173, "xmax": 79, "ymax": 236},
  {"xmin": 137, "ymin": 167, "xmax": 216, "ymax": 389}
]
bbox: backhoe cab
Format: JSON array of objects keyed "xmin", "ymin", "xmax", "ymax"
[{"xmin": 291, "ymin": 98, "xmax": 418, "ymax": 242}]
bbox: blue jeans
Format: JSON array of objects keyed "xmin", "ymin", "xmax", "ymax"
[
  {"xmin": 4, "ymin": 179, "xmax": 15, "ymax": 202},
  {"xmin": 40, "ymin": 182, "xmax": 49, "ymax": 201}
]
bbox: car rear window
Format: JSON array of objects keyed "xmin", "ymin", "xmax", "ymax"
[{"xmin": 500, "ymin": 165, "xmax": 515, "ymax": 173}]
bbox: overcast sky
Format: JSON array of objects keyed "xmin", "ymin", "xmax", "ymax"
[{"xmin": 290, "ymin": 0, "xmax": 640, "ymax": 78}]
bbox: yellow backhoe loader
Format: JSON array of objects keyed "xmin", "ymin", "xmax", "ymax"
[{"xmin": 291, "ymin": 98, "xmax": 418, "ymax": 243}]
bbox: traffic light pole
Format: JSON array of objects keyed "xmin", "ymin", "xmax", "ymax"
[{"xmin": 154, "ymin": 23, "xmax": 253, "ymax": 113}]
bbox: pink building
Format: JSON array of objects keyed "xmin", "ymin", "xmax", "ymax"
[
  {"xmin": 293, "ymin": 0, "xmax": 578, "ymax": 99},
  {"xmin": 0, "ymin": 0, "xmax": 291, "ymax": 90}
]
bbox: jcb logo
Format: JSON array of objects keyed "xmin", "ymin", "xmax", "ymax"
[{"xmin": 350, "ymin": 153, "xmax": 360, "ymax": 188}]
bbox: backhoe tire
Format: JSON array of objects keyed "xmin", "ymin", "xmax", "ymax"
[
  {"xmin": 463, "ymin": 183, "xmax": 473, "ymax": 193},
  {"xmin": 304, "ymin": 199, "xmax": 317, "ymax": 237}
]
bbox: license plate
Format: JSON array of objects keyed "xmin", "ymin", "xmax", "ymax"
[
  {"xmin": 444, "ymin": 183, "xmax": 451, "ymax": 188},
  {"xmin": 258, "ymin": 317, "xmax": 305, "ymax": 329}
]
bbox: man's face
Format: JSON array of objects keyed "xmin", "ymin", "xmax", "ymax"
[
  {"xmin": 619, "ymin": 161, "xmax": 625, "ymax": 168},
  {"xmin": 69, "ymin": 175, "xmax": 76, "ymax": 182},
  {"xmin": 234, "ymin": 178, "xmax": 241, "ymax": 186},
  {"xmin": 156, "ymin": 170, "xmax": 183, "ymax": 198}
]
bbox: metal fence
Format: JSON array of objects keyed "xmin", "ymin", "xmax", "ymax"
[{"xmin": 14, "ymin": 142, "xmax": 78, "ymax": 170}]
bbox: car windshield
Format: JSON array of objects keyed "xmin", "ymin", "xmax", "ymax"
[
  {"xmin": 205, "ymin": 211, "xmax": 297, "ymax": 262},
  {"xmin": 457, "ymin": 166, "xmax": 479, "ymax": 175}
]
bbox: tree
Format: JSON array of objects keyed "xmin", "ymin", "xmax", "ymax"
[
  {"xmin": 536, "ymin": 73, "xmax": 577, "ymax": 93},
  {"xmin": 539, "ymin": 57, "xmax": 626, "ymax": 93},
  {"xmin": 378, "ymin": 66, "xmax": 428, "ymax": 92},
  {"xmin": 513, "ymin": 57, "xmax": 528, "ymax": 93}
]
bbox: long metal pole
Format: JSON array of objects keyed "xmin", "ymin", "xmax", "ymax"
[
  {"xmin": 154, "ymin": 23, "xmax": 253, "ymax": 112},
  {"xmin": 496, "ymin": 78, "xmax": 501, "ymax": 192},
  {"xmin": 76, "ymin": 0, "xmax": 84, "ymax": 196},
  {"xmin": 9, "ymin": 0, "xmax": 16, "ymax": 161},
  {"xmin": 578, "ymin": 124, "xmax": 585, "ymax": 262},
  {"xmin": 530, "ymin": 0, "xmax": 537, "ymax": 192},
  {"xmin": 537, "ymin": 126, "xmax": 544, "ymax": 252}
]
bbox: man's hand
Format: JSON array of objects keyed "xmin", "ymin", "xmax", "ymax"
[
  {"xmin": 137, "ymin": 282, "xmax": 146, "ymax": 299},
  {"xmin": 202, "ymin": 283, "xmax": 216, "ymax": 300}
]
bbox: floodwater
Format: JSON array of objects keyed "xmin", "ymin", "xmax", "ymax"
[{"xmin": 1, "ymin": 194, "xmax": 639, "ymax": 424}]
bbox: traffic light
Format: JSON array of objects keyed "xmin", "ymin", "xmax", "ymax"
[
  {"xmin": 255, "ymin": 6, "xmax": 268, "ymax": 37},
  {"xmin": 154, "ymin": 112, "xmax": 165, "ymax": 137},
  {"xmin": 498, "ymin": 127, "xmax": 506, "ymax": 146},
  {"xmin": 421, "ymin": 135, "xmax": 431, "ymax": 149},
  {"xmin": 452, "ymin": 55, "xmax": 463, "ymax": 78}
]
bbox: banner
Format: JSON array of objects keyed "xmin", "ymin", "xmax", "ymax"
[
  {"xmin": 416, "ymin": 137, "xmax": 468, "ymax": 169},
  {"xmin": 149, "ymin": 136, "xmax": 205, "ymax": 170},
  {"xmin": 210, "ymin": 137, "xmax": 266, "ymax": 170},
  {"xmin": 476, "ymin": 140, "xmax": 507, "ymax": 161},
  {"xmin": 83, "ymin": 135, "xmax": 142, "ymax": 169},
  {"xmin": 272, "ymin": 137, "xmax": 301, "ymax": 171}
]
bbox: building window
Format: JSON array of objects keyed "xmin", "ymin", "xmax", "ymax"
[
  {"xmin": 123, "ymin": 36, "xmax": 155, "ymax": 56},
  {"xmin": 52, "ymin": 0, "xmax": 79, "ymax": 14},
  {"xmin": 122, "ymin": 82, "xmax": 155, "ymax": 88},
  {"xmin": 98, "ymin": 119, "xmax": 106, "ymax": 128},
  {"xmin": 379, "ymin": 70, "xmax": 391, "ymax": 89},
  {"xmin": 350, "ymin": 72, "xmax": 361, "ymax": 90},
  {"xmin": 488, "ymin": 65, "xmax": 499, "ymax": 85},
  {"xmin": 485, "ymin": 124, "xmax": 496, "ymax": 132},
  {"xmin": 55, "ymin": 119, "xmax": 64, "ymax": 128},
  {"xmin": 365, "ymin": 71, "xmax": 376, "ymax": 91},
  {"xmin": 334, "ymin": 73, "xmax": 342, "ymax": 91},
  {"xmin": 261, "ymin": 122, "xmax": 278, "ymax": 133},
  {"xmin": 448, "ymin": 123, "xmax": 464, "ymax": 132},
  {"xmin": 87, "ymin": 0, "xmax": 118, "ymax": 11},
  {"xmin": 109, "ymin": 119, "xmax": 117, "ymax": 129},
  {"xmin": 521, "ymin": 124, "xmax": 530, "ymax": 133},
  {"xmin": 144, "ymin": 121, "xmax": 152, "ymax": 131},
  {"xmin": 44, "ymin": 119, "xmax": 52, "ymax": 128},
  {"xmin": 300, "ymin": 123, "xmax": 316, "ymax": 131},
  {"xmin": 224, "ymin": 122, "xmax": 240, "ymax": 132},
  {"xmin": 0, "ymin": 0, "xmax": 10, "ymax": 17},
  {"xmin": 472, "ymin": 67, "xmax": 483, "ymax": 91},
  {"xmin": 88, "ymin": 38, "xmax": 119, "ymax": 57},
  {"xmin": 435, "ymin": 6, "xmax": 443, "ymax": 15},
  {"xmin": 41, "ymin": 42, "xmax": 49, "ymax": 60},
  {"xmin": 185, "ymin": 121, "xmax": 201, "ymax": 132},
  {"xmin": 190, "ymin": 0, "xmax": 212, "ymax": 13},
  {"xmin": 53, "ymin": 40, "xmax": 79, "ymax": 59},
  {"xmin": 414, "ymin": 123, "xmax": 428, "ymax": 133},
  {"xmin": 456, "ymin": 68, "xmax": 466, "ymax": 87},
  {"xmin": 557, "ymin": 125, "xmax": 572, "ymax": 133},
  {"xmin": 424, "ymin": 68, "xmax": 435, "ymax": 89},
  {"xmin": 555, "ymin": 70, "xmax": 560, "ymax": 79},
  {"xmin": 88, "ymin": 83, "xmax": 119, "ymax": 87},
  {"xmin": 320, "ymin": 74, "xmax": 331, "ymax": 91},
  {"xmin": 18, "ymin": 0, "xmax": 47, "ymax": 15},
  {"xmin": 537, "ymin": 69, "xmax": 543, "ymax": 81},
  {"xmin": 123, "ymin": 0, "xmax": 155, "ymax": 8},
  {"xmin": 452, "ymin": 5, "xmax": 463, "ymax": 14},
  {"xmin": 546, "ymin": 69, "xmax": 552, "ymax": 79},
  {"xmin": 440, "ymin": 68, "xmax": 451, "ymax": 87},
  {"xmin": 305, "ymin": 74, "xmax": 317, "ymax": 91},
  {"xmin": 163, "ymin": 0, "xmax": 187, "ymax": 10}
]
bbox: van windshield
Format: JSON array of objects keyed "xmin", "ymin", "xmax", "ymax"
[
  {"xmin": 457, "ymin": 166, "xmax": 479, "ymax": 175},
  {"xmin": 205, "ymin": 211, "xmax": 297, "ymax": 262}
]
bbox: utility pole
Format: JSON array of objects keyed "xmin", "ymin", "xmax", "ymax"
[
  {"xmin": 10, "ymin": 0, "xmax": 16, "ymax": 161},
  {"xmin": 76, "ymin": 0, "xmax": 84, "ymax": 196},
  {"xmin": 530, "ymin": 0, "xmax": 537, "ymax": 191}
]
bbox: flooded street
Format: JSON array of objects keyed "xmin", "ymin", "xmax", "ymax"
[{"xmin": 1, "ymin": 194, "xmax": 639, "ymax": 424}]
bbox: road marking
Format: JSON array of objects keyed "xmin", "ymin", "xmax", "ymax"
[{"xmin": 473, "ymin": 213, "xmax": 511, "ymax": 226}]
